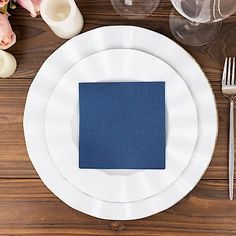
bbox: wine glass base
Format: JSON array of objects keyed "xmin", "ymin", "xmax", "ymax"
[
  {"xmin": 111, "ymin": 0, "xmax": 160, "ymax": 20},
  {"xmin": 169, "ymin": 9, "xmax": 222, "ymax": 46}
]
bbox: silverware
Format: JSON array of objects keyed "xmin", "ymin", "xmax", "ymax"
[{"xmin": 222, "ymin": 57, "xmax": 236, "ymax": 200}]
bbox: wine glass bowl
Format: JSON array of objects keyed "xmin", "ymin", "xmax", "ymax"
[
  {"xmin": 169, "ymin": 0, "xmax": 236, "ymax": 46},
  {"xmin": 111, "ymin": 0, "xmax": 160, "ymax": 20}
]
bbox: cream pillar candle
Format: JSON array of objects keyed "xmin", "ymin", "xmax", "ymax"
[
  {"xmin": 40, "ymin": 0, "xmax": 84, "ymax": 39},
  {"xmin": 0, "ymin": 50, "xmax": 17, "ymax": 78}
]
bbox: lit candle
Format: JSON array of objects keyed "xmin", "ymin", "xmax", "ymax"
[
  {"xmin": 0, "ymin": 50, "xmax": 17, "ymax": 78},
  {"xmin": 40, "ymin": 0, "xmax": 84, "ymax": 39}
]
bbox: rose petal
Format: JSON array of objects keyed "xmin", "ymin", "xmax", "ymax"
[
  {"xmin": 17, "ymin": 0, "xmax": 41, "ymax": 17},
  {"xmin": 0, "ymin": 14, "xmax": 16, "ymax": 49},
  {"xmin": 0, "ymin": 0, "xmax": 9, "ymax": 8},
  {"xmin": 0, "ymin": 32, "xmax": 16, "ymax": 49}
]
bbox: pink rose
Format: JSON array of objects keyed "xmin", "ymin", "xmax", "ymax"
[
  {"xmin": 0, "ymin": 14, "xmax": 16, "ymax": 50},
  {"xmin": 0, "ymin": 0, "xmax": 9, "ymax": 8},
  {"xmin": 17, "ymin": 0, "xmax": 41, "ymax": 17}
]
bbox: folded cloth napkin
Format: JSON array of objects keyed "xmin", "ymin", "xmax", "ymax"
[{"xmin": 79, "ymin": 82, "xmax": 165, "ymax": 169}]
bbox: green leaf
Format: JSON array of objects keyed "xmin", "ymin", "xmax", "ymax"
[{"xmin": 0, "ymin": 4, "xmax": 8, "ymax": 14}]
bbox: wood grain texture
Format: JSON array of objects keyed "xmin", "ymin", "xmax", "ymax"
[
  {"xmin": 0, "ymin": 0, "xmax": 236, "ymax": 235},
  {"xmin": 0, "ymin": 179, "xmax": 235, "ymax": 235}
]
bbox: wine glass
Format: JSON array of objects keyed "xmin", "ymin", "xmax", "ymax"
[
  {"xmin": 111, "ymin": 0, "xmax": 160, "ymax": 20},
  {"xmin": 169, "ymin": 0, "xmax": 236, "ymax": 46}
]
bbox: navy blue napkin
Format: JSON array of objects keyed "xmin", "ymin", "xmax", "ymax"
[{"xmin": 79, "ymin": 82, "xmax": 165, "ymax": 169}]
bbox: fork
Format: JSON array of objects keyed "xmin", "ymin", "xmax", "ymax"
[{"xmin": 222, "ymin": 57, "xmax": 236, "ymax": 200}]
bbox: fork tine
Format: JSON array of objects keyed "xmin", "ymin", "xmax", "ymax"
[
  {"xmin": 227, "ymin": 57, "xmax": 232, "ymax": 85},
  {"xmin": 232, "ymin": 57, "xmax": 235, "ymax": 85},
  {"xmin": 222, "ymin": 57, "xmax": 228, "ymax": 86}
]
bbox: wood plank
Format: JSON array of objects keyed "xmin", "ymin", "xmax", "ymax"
[
  {"xmin": 0, "ymin": 79, "xmax": 37, "ymax": 178},
  {"xmin": 0, "ymin": 179, "xmax": 235, "ymax": 235}
]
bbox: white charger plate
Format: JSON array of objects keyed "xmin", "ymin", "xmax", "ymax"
[
  {"xmin": 45, "ymin": 49, "xmax": 198, "ymax": 203},
  {"xmin": 24, "ymin": 26, "xmax": 218, "ymax": 220}
]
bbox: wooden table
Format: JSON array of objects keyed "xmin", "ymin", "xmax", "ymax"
[{"xmin": 0, "ymin": 0, "xmax": 236, "ymax": 235}]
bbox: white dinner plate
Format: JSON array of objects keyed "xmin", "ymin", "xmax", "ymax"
[
  {"xmin": 45, "ymin": 49, "xmax": 198, "ymax": 203},
  {"xmin": 24, "ymin": 26, "xmax": 218, "ymax": 220}
]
